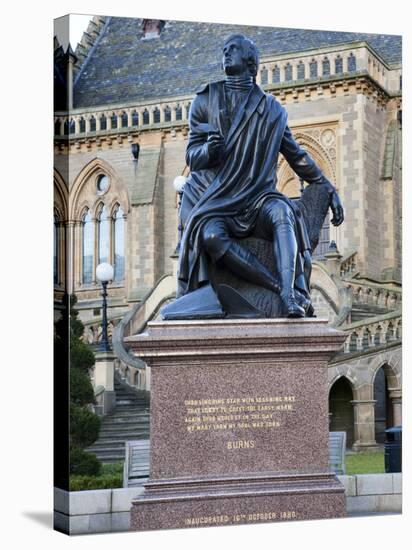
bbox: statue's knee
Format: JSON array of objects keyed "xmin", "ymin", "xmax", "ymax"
[
  {"xmin": 202, "ymin": 229, "xmax": 224, "ymax": 256},
  {"xmin": 264, "ymin": 202, "xmax": 294, "ymax": 230}
]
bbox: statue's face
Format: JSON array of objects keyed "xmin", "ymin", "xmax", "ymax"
[{"xmin": 222, "ymin": 38, "xmax": 248, "ymax": 75}]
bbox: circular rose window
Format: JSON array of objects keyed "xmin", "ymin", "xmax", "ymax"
[{"xmin": 96, "ymin": 174, "xmax": 109, "ymax": 194}]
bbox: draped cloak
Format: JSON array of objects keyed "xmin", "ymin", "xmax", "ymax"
[{"xmin": 178, "ymin": 80, "xmax": 330, "ymax": 296}]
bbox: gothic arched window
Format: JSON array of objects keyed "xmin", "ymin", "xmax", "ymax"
[
  {"xmin": 322, "ymin": 57, "xmax": 330, "ymax": 76},
  {"xmin": 164, "ymin": 106, "xmax": 171, "ymax": 122},
  {"xmin": 100, "ymin": 114, "xmax": 107, "ymax": 131},
  {"xmin": 348, "ymin": 53, "xmax": 356, "ymax": 72},
  {"xmin": 297, "ymin": 62, "xmax": 305, "ymax": 80},
  {"xmin": 335, "ymin": 56, "xmax": 343, "ymax": 74},
  {"xmin": 82, "ymin": 210, "xmax": 94, "ymax": 284},
  {"xmin": 285, "ymin": 63, "xmax": 292, "ymax": 81},
  {"xmin": 310, "ymin": 59, "xmax": 318, "ymax": 78},
  {"xmin": 261, "ymin": 67, "xmax": 268, "ymax": 85},
  {"xmin": 113, "ymin": 206, "xmax": 125, "ymax": 282},
  {"xmin": 97, "ymin": 205, "xmax": 110, "ymax": 264},
  {"xmin": 272, "ymin": 65, "xmax": 280, "ymax": 83}
]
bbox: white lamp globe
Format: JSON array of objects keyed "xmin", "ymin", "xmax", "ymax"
[
  {"xmin": 96, "ymin": 262, "xmax": 114, "ymax": 283},
  {"xmin": 173, "ymin": 175, "xmax": 187, "ymax": 192}
]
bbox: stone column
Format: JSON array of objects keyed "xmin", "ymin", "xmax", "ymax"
[
  {"xmin": 74, "ymin": 117, "xmax": 80, "ymax": 135},
  {"xmin": 389, "ymin": 390, "xmax": 402, "ymax": 426},
  {"xmin": 324, "ymin": 245, "xmax": 343, "ymax": 275},
  {"xmin": 160, "ymin": 105, "xmax": 165, "ymax": 123},
  {"xmin": 351, "ymin": 399, "xmax": 378, "ymax": 451},
  {"xmin": 94, "ymin": 351, "xmax": 116, "ymax": 416}
]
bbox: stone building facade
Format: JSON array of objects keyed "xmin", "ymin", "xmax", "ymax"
[{"xmin": 54, "ymin": 16, "xmax": 402, "ymax": 451}]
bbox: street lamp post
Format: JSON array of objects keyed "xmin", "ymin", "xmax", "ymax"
[{"xmin": 96, "ymin": 262, "xmax": 114, "ymax": 352}]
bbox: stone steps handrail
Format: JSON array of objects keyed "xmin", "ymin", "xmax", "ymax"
[
  {"xmin": 339, "ymin": 250, "xmax": 358, "ymax": 278},
  {"xmin": 346, "ymin": 280, "xmax": 401, "ymax": 311},
  {"xmin": 112, "ymin": 274, "xmax": 176, "ymax": 371},
  {"xmin": 341, "ymin": 310, "xmax": 401, "ymax": 353},
  {"xmin": 343, "ymin": 309, "xmax": 401, "ymax": 332}
]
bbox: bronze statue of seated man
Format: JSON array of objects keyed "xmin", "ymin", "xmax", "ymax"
[{"xmin": 162, "ymin": 34, "xmax": 344, "ymax": 320}]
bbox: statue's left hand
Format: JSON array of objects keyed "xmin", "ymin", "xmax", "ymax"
[{"xmin": 328, "ymin": 186, "xmax": 344, "ymax": 226}]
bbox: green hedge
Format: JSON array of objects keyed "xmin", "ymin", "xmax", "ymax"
[
  {"xmin": 70, "ymin": 405, "xmax": 101, "ymax": 448},
  {"xmin": 70, "ymin": 474, "xmax": 123, "ymax": 491},
  {"xmin": 69, "ymin": 462, "xmax": 124, "ymax": 491},
  {"xmin": 70, "ymin": 447, "xmax": 102, "ymax": 476}
]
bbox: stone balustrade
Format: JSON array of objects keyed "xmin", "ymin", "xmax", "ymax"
[
  {"xmin": 82, "ymin": 316, "xmax": 122, "ymax": 345},
  {"xmin": 54, "ymin": 42, "xmax": 401, "ymax": 138},
  {"xmin": 346, "ymin": 281, "xmax": 402, "ymax": 310},
  {"xmin": 340, "ymin": 251, "xmax": 357, "ymax": 278},
  {"xmin": 342, "ymin": 311, "xmax": 401, "ymax": 354}
]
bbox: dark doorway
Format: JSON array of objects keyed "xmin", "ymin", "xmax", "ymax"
[
  {"xmin": 374, "ymin": 366, "xmax": 394, "ymax": 444},
  {"xmin": 329, "ymin": 377, "xmax": 354, "ymax": 448}
]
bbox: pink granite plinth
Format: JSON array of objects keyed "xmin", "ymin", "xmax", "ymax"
[{"xmin": 125, "ymin": 319, "xmax": 347, "ymax": 531}]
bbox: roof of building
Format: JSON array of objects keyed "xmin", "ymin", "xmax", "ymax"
[{"xmin": 73, "ymin": 17, "xmax": 402, "ymax": 108}]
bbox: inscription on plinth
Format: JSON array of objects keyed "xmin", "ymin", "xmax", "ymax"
[
  {"xmin": 150, "ymin": 361, "xmax": 328, "ymax": 479},
  {"xmin": 125, "ymin": 319, "xmax": 347, "ymax": 530}
]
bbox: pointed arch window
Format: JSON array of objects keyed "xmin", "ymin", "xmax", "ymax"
[
  {"xmin": 82, "ymin": 210, "xmax": 94, "ymax": 284},
  {"xmin": 97, "ymin": 205, "xmax": 110, "ymax": 264},
  {"xmin": 284, "ymin": 63, "xmax": 292, "ymax": 81},
  {"xmin": 322, "ymin": 57, "xmax": 330, "ymax": 76},
  {"xmin": 113, "ymin": 206, "xmax": 125, "ymax": 282},
  {"xmin": 310, "ymin": 59, "xmax": 318, "ymax": 78},
  {"xmin": 348, "ymin": 53, "xmax": 356, "ymax": 72},
  {"xmin": 335, "ymin": 56, "xmax": 343, "ymax": 74},
  {"xmin": 132, "ymin": 110, "xmax": 139, "ymax": 126},
  {"xmin": 297, "ymin": 61, "xmax": 305, "ymax": 80}
]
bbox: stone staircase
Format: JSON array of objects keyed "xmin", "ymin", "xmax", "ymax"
[{"xmin": 86, "ymin": 375, "xmax": 150, "ymax": 463}]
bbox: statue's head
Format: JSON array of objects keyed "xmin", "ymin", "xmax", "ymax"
[{"xmin": 222, "ymin": 34, "xmax": 259, "ymax": 78}]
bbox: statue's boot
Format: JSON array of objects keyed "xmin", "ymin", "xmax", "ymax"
[
  {"xmin": 220, "ymin": 242, "xmax": 280, "ymax": 294},
  {"xmin": 279, "ymin": 271, "xmax": 305, "ymax": 318},
  {"xmin": 273, "ymin": 222, "xmax": 305, "ymax": 318}
]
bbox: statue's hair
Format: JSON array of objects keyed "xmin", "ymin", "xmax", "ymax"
[{"xmin": 223, "ymin": 34, "xmax": 260, "ymax": 78}]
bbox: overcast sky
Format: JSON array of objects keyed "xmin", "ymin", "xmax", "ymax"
[{"xmin": 54, "ymin": 14, "xmax": 94, "ymax": 50}]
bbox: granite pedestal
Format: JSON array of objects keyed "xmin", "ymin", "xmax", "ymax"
[{"xmin": 124, "ymin": 318, "xmax": 347, "ymax": 530}]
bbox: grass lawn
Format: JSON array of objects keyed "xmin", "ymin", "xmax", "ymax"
[{"xmin": 345, "ymin": 451, "xmax": 385, "ymax": 474}]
